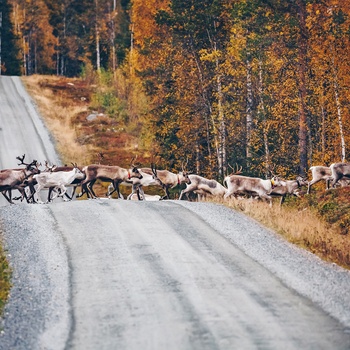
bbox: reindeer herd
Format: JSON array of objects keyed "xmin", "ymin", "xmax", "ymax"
[{"xmin": 0, "ymin": 154, "xmax": 349, "ymax": 206}]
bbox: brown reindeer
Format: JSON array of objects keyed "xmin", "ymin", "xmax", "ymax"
[
  {"xmin": 0, "ymin": 158, "xmax": 39, "ymax": 204},
  {"xmin": 77, "ymin": 164, "xmax": 143, "ymax": 199},
  {"xmin": 150, "ymin": 162, "xmax": 191, "ymax": 199}
]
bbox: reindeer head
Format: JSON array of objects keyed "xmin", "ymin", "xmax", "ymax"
[
  {"xmin": 151, "ymin": 163, "xmax": 164, "ymax": 187},
  {"xmin": 179, "ymin": 158, "xmax": 191, "ymax": 184}
]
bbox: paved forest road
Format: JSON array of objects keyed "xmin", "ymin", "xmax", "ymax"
[{"xmin": 0, "ymin": 76, "xmax": 350, "ymax": 350}]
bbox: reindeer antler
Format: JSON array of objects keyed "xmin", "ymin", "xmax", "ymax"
[
  {"xmin": 151, "ymin": 162, "xmax": 166, "ymax": 188},
  {"xmin": 16, "ymin": 154, "xmax": 26, "ymax": 166},
  {"xmin": 130, "ymin": 155, "xmax": 139, "ymax": 168},
  {"xmin": 97, "ymin": 152, "xmax": 105, "ymax": 164},
  {"xmin": 228, "ymin": 163, "xmax": 242, "ymax": 175}
]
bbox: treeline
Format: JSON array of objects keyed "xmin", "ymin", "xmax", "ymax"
[
  {"xmin": 2, "ymin": 0, "xmax": 130, "ymax": 76},
  {"xmin": 2, "ymin": 0, "xmax": 350, "ymax": 179}
]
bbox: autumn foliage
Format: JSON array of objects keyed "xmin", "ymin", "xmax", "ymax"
[{"xmin": 3, "ymin": 0, "xmax": 350, "ymax": 180}]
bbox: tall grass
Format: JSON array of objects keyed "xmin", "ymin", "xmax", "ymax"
[{"xmin": 212, "ymin": 195, "xmax": 350, "ymax": 269}]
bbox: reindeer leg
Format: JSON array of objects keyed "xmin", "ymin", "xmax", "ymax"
[
  {"xmin": 113, "ymin": 181, "xmax": 124, "ymax": 200},
  {"xmin": 64, "ymin": 186, "xmax": 75, "ymax": 201},
  {"xmin": 137, "ymin": 185, "xmax": 145, "ymax": 200},
  {"xmin": 88, "ymin": 179, "xmax": 98, "ymax": 198},
  {"xmin": 160, "ymin": 186, "xmax": 170, "ymax": 200},
  {"xmin": 47, "ymin": 187, "xmax": 55, "ymax": 202},
  {"xmin": 34, "ymin": 185, "xmax": 44, "ymax": 204},
  {"xmin": 2, "ymin": 190, "xmax": 14, "ymax": 204}
]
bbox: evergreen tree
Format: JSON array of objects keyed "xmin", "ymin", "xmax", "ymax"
[{"xmin": 0, "ymin": 0, "xmax": 20, "ymax": 75}]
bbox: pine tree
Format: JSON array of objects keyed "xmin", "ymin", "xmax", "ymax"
[{"xmin": 0, "ymin": 0, "xmax": 20, "ymax": 75}]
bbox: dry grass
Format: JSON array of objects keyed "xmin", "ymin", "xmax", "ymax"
[
  {"xmin": 211, "ymin": 196, "xmax": 350, "ymax": 269},
  {"xmin": 22, "ymin": 75, "xmax": 92, "ymax": 165}
]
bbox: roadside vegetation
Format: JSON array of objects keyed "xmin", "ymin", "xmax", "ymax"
[
  {"xmin": 0, "ymin": 235, "xmax": 11, "ymax": 316},
  {"xmin": 217, "ymin": 188, "xmax": 350, "ymax": 269},
  {"xmin": 21, "ymin": 74, "xmax": 350, "ymax": 270}
]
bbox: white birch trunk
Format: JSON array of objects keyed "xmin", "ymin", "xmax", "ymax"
[
  {"xmin": 258, "ymin": 60, "xmax": 270, "ymax": 177},
  {"xmin": 95, "ymin": 0, "xmax": 101, "ymax": 71},
  {"xmin": 246, "ymin": 59, "xmax": 253, "ymax": 164},
  {"xmin": 332, "ymin": 56, "xmax": 346, "ymax": 162}
]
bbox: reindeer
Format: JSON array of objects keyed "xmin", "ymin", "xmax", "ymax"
[
  {"xmin": 150, "ymin": 163, "xmax": 191, "ymax": 199},
  {"xmin": 1, "ymin": 155, "xmax": 40, "ymax": 203},
  {"xmin": 29, "ymin": 163, "xmax": 85, "ymax": 203},
  {"xmin": 77, "ymin": 163, "xmax": 143, "ymax": 199},
  {"xmin": 43, "ymin": 161, "xmax": 86, "ymax": 202},
  {"xmin": 270, "ymin": 176, "xmax": 308, "ymax": 205},
  {"xmin": 330, "ymin": 162, "xmax": 350, "ymax": 187},
  {"xmin": 307, "ymin": 165, "xmax": 349, "ymax": 194},
  {"xmin": 307, "ymin": 166, "xmax": 332, "ymax": 194},
  {"xmin": 178, "ymin": 174, "xmax": 227, "ymax": 201},
  {"xmin": 0, "ymin": 158, "xmax": 39, "ymax": 204},
  {"xmin": 224, "ymin": 174, "xmax": 283, "ymax": 207}
]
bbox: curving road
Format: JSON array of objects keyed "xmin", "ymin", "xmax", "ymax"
[{"xmin": 0, "ymin": 76, "xmax": 350, "ymax": 349}]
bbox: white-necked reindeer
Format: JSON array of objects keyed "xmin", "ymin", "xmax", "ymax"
[{"xmin": 30, "ymin": 163, "xmax": 85, "ymax": 203}]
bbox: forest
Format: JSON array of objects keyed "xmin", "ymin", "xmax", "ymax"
[{"xmin": 1, "ymin": 0, "xmax": 350, "ymax": 180}]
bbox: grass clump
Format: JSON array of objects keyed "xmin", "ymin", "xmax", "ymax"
[{"xmin": 0, "ymin": 237, "xmax": 11, "ymax": 316}]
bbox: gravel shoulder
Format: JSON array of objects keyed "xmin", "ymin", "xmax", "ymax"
[
  {"xmin": 177, "ymin": 201, "xmax": 350, "ymax": 328},
  {"xmin": 0, "ymin": 204, "xmax": 70, "ymax": 350}
]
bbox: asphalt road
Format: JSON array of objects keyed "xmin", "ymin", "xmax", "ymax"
[{"xmin": 0, "ymin": 76, "xmax": 350, "ymax": 349}]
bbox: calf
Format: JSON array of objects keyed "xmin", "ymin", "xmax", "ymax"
[
  {"xmin": 223, "ymin": 174, "xmax": 283, "ymax": 206},
  {"xmin": 179, "ymin": 174, "xmax": 227, "ymax": 201}
]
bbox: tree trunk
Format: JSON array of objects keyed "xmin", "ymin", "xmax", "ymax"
[
  {"xmin": 296, "ymin": 0, "xmax": 309, "ymax": 177},
  {"xmin": 217, "ymin": 72, "xmax": 226, "ymax": 178},
  {"xmin": 95, "ymin": 0, "xmax": 101, "ymax": 71},
  {"xmin": 258, "ymin": 60, "xmax": 270, "ymax": 177},
  {"xmin": 329, "ymin": 53, "xmax": 346, "ymax": 162},
  {"xmin": 246, "ymin": 58, "xmax": 253, "ymax": 168},
  {"xmin": 191, "ymin": 44, "xmax": 214, "ymax": 171}
]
